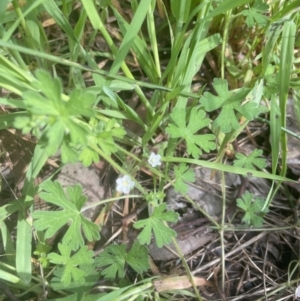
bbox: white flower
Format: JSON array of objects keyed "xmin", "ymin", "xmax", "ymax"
[
  {"xmin": 116, "ymin": 175, "xmax": 135, "ymax": 194},
  {"xmin": 295, "ymin": 285, "xmax": 300, "ymax": 298},
  {"xmin": 148, "ymin": 152, "xmax": 162, "ymax": 167}
]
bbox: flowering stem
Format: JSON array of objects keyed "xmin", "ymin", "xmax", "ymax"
[{"xmin": 89, "ymin": 142, "xmax": 146, "ymax": 194}]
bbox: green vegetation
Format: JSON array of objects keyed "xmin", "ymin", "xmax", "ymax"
[{"xmin": 0, "ymin": 0, "xmax": 299, "ymax": 300}]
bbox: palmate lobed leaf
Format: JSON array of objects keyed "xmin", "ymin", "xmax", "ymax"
[
  {"xmin": 66, "ymin": 89, "xmax": 95, "ymax": 117},
  {"xmin": 32, "ymin": 180, "xmax": 100, "ymax": 251},
  {"xmin": 50, "ymin": 264, "xmax": 100, "ymax": 291},
  {"xmin": 24, "ymin": 71, "xmax": 95, "ymax": 118},
  {"xmin": 201, "ymin": 78, "xmax": 261, "ymax": 133},
  {"xmin": 15, "ymin": 70, "xmax": 96, "ymax": 159},
  {"xmin": 174, "ymin": 163, "xmax": 195, "ymax": 194},
  {"xmin": 96, "ymin": 121, "xmax": 126, "ymax": 154},
  {"xmin": 78, "ymin": 146, "xmax": 99, "ymax": 167},
  {"xmin": 78, "ymin": 118, "xmax": 126, "ymax": 166},
  {"xmin": 187, "ymin": 134, "xmax": 216, "ymax": 158},
  {"xmin": 96, "ymin": 244, "xmax": 127, "ymax": 279},
  {"xmin": 236, "ymin": 191, "xmax": 268, "ymax": 227},
  {"xmin": 234, "ymin": 149, "xmax": 267, "ymax": 170},
  {"xmin": 42, "ymin": 122, "xmax": 65, "ymax": 156},
  {"xmin": 48, "ymin": 244, "xmax": 94, "ymax": 287},
  {"xmin": 242, "ymin": 210, "xmax": 264, "ymax": 228},
  {"xmin": 23, "ymin": 90, "xmax": 59, "ymax": 116},
  {"xmin": 126, "ymin": 241, "xmax": 149, "ymax": 274},
  {"xmin": 60, "ymin": 141, "xmax": 78, "ymax": 164},
  {"xmin": 79, "ymin": 119, "xmax": 126, "ymax": 166},
  {"xmin": 96, "ymin": 242, "xmax": 149, "ymax": 279},
  {"xmin": 134, "ymin": 204, "xmax": 179, "ymax": 248},
  {"xmin": 166, "ymin": 107, "xmax": 216, "ymax": 158},
  {"xmin": 241, "ymin": 0, "xmax": 269, "ymax": 28}
]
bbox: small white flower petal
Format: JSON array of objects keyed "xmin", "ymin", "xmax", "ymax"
[
  {"xmin": 123, "ymin": 186, "xmax": 130, "ymax": 194},
  {"xmin": 116, "ymin": 178, "xmax": 123, "ymax": 185},
  {"xmin": 116, "ymin": 183, "xmax": 123, "ymax": 193},
  {"xmin": 116, "ymin": 175, "xmax": 135, "ymax": 194},
  {"xmin": 148, "ymin": 152, "xmax": 162, "ymax": 167},
  {"xmin": 295, "ymin": 285, "xmax": 300, "ymax": 298}
]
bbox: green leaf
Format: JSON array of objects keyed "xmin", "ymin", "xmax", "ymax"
[
  {"xmin": 133, "ymin": 204, "xmax": 179, "ymax": 248},
  {"xmin": 201, "ymin": 78, "xmax": 261, "ymax": 133},
  {"xmin": 112, "ymin": 9, "xmax": 158, "ymax": 83},
  {"xmin": 170, "ymin": 0, "xmax": 191, "ymax": 23},
  {"xmin": 79, "ymin": 118, "xmax": 126, "ymax": 166},
  {"xmin": 236, "ymin": 191, "xmax": 268, "ymax": 227},
  {"xmin": 14, "ymin": 70, "xmax": 95, "ymax": 159},
  {"xmin": 61, "ymin": 141, "xmax": 79, "ymax": 164},
  {"xmin": 50, "ymin": 264, "xmax": 100, "ymax": 292},
  {"xmin": 16, "ymin": 214, "xmax": 32, "ymax": 284},
  {"xmin": 97, "ymin": 244, "xmax": 127, "ymax": 279},
  {"xmin": 126, "ymin": 241, "xmax": 149, "ymax": 274},
  {"xmin": 78, "ymin": 146, "xmax": 99, "ymax": 167},
  {"xmin": 48, "ymin": 244, "xmax": 94, "ymax": 287},
  {"xmin": 96, "ymin": 242, "xmax": 149, "ymax": 279},
  {"xmin": 241, "ymin": 0, "xmax": 269, "ymax": 28},
  {"xmin": 32, "ymin": 181, "xmax": 100, "ymax": 251},
  {"xmin": 33, "ymin": 242, "xmax": 52, "ymax": 268},
  {"xmin": 234, "ymin": 149, "xmax": 267, "ymax": 170},
  {"xmin": 0, "ymin": 0, "xmax": 11, "ymax": 20},
  {"xmin": 164, "ymin": 156, "xmax": 295, "ymax": 182},
  {"xmin": 94, "ymin": 119, "xmax": 126, "ymax": 154},
  {"xmin": 173, "ymin": 163, "xmax": 195, "ymax": 194},
  {"xmin": 166, "ymin": 107, "xmax": 216, "ymax": 158},
  {"xmin": 108, "ymin": 0, "xmax": 152, "ymax": 75}
]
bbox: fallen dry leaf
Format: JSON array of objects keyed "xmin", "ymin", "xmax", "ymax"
[{"xmin": 153, "ymin": 275, "xmax": 214, "ymax": 293}]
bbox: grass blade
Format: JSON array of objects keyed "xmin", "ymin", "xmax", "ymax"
[
  {"xmin": 112, "ymin": 7, "xmax": 159, "ymax": 83},
  {"xmin": 279, "ymin": 21, "xmax": 296, "ymax": 176},
  {"xmin": 163, "ymin": 156, "xmax": 295, "ymax": 182},
  {"xmin": 109, "ymin": 0, "xmax": 152, "ymax": 75},
  {"xmin": 16, "ymin": 215, "xmax": 32, "ymax": 284}
]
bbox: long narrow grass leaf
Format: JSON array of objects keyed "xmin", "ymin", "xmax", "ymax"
[
  {"xmin": 270, "ymin": 96, "xmax": 281, "ymax": 173},
  {"xmin": 0, "ymin": 267, "xmax": 27, "ymax": 285},
  {"xmin": 112, "ymin": 7, "xmax": 158, "ymax": 83},
  {"xmin": 170, "ymin": 0, "xmax": 191, "ymax": 23},
  {"xmin": 109, "ymin": 0, "xmax": 152, "ymax": 75},
  {"xmin": 2, "ymin": 0, "xmax": 45, "ymax": 41},
  {"xmin": 279, "ymin": 21, "xmax": 296, "ymax": 176},
  {"xmin": 42, "ymin": 0, "xmax": 77, "ymax": 42},
  {"xmin": 16, "ymin": 216, "xmax": 32, "ymax": 284},
  {"xmin": 163, "ymin": 157, "xmax": 295, "ymax": 182}
]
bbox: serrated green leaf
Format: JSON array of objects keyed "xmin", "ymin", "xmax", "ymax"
[
  {"xmin": 15, "ymin": 70, "xmax": 95, "ymax": 159},
  {"xmin": 241, "ymin": 0, "xmax": 269, "ymax": 28},
  {"xmin": 48, "ymin": 244, "xmax": 94, "ymax": 287},
  {"xmin": 32, "ymin": 180, "xmax": 100, "ymax": 250},
  {"xmin": 61, "ymin": 141, "xmax": 79, "ymax": 164},
  {"xmin": 234, "ymin": 149, "xmax": 267, "ymax": 170},
  {"xmin": 96, "ymin": 242, "xmax": 149, "ymax": 279},
  {"xmin": 78, "ymin": 118, "xmax": 126, "ymax": 166},
  {"xmin": 134, "ymin": 204, "xmax": 178, "ymax": 248},
  {"xmin": 166, "ymin": 107, "xmax": 216, "ymax": 158},
  {"xmin": 236, "ymin": 191, "xmax": 268, "ymax": 227},
  {"xmin": 173, "ymin": 163, "xmax": 195, "ymax": 194},
  {"xmin": 78, "ymin": 147, "xmax": 99, "ymax": 167},
  {"xmin": 126, "ymin": 242, "xmax": 149, "ymax": 274},
  {"xmin": 96, "ymin": 244, "xmax": 127, "ymax": 279},
  {"xmin": 50, "ymin": 264, "xmax": 100, "ymax": 291},
  {"xmin": 201, "ymin": 78, "xmax": 261, "ymax": 133}
]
